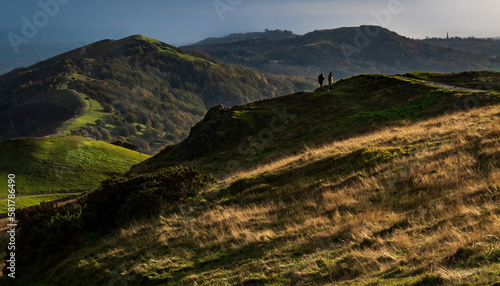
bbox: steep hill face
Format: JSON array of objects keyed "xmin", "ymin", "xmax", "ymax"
[
  {"xmin": 6, "ymin": 72, "xmax": 500, "ymax": 286},
  {"xmin": 186, "ymin": 26, "xmax": 496, "ymax": 78},
  {"xmin": 0, "ymin": 35, "xmax": 313, "ymax": 151},
  {"xmin": 131, "ymin": 71, "xmax": 500, "ymax": 175}
]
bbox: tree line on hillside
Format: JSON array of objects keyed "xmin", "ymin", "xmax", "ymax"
[{"xmin": 0, "ymin": 39, "xmax": 313, "ymax": 152}]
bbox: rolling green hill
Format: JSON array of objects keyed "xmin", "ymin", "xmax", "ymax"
[
  {"xmin": 3, "ymin": 72, "xmax": 500, "ymax": 285},
  {"xmin": 0, "ymin": 35, "xmax": 314, "ymax": 152},
  {"xmin": 0, "ymin": 136, "xmax": 150, "ymax": 209},
  {"xmin": 186, "ymin": 26, "xmax": 499, "ymax": 78}
]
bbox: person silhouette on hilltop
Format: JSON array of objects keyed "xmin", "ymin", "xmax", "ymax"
[
  {"xmin": 328, "ymin": 72, "xmax": 334, "ymax": 90},
  {"xmin": 318, "ymin": 73, "xmax": 325, "ymax": 88}
]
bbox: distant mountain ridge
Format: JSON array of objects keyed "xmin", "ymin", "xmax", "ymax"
[
  {"xmin": 186, "ymin": 26, "xmax": 500, "ymax": 78},
  {"xmin": 423, "ymin": 37, "xmax": 500, "ymax": 57},
  {"xmin": 0, "ymin": 35, "xmax": 313, "ymax": 151},
  {"xmin": 192, "ymin": 29, "xmax": 297, "ymax": 45}
]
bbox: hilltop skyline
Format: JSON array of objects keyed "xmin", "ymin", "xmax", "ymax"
[
  {"xmin": 1, "ymin": 0, "xmax": 499, "ymax": 47},
  {"xmin": 1, "ymin": 0, "xmax": 499, "ymax": 75}
]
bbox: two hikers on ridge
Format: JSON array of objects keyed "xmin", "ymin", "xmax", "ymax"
[{"xmin": 318, "ymin": 72, "xmax": 334, "ymax": 90}]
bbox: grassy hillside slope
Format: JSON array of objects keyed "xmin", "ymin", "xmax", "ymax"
[
  {"xmin": 405, "ymin": 71, "xmax": 500, "ymax": 91},
  {"xmin": 132, "ymin": 72, "xmax": 500, "ymax": 175},
  {"xmin": 10, "ymin": 89, "xmax": 500, "ymax": 286},
  {"xmin": 0, "ymin": 136, "xmax": 150, "ymax": 196},
  {"xmin": 3, "ymin": 72, "xmax": 500, "ymax": 285}
]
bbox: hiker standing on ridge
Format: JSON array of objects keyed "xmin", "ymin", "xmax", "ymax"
[
  {"xmin": 318, "ymin": 73, "xmax": 325, "ymax": 88},
  {"xmin": 328, "ymin": 72, "xmax": 334, "ymax": 90}
]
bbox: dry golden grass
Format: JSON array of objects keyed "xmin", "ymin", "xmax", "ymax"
[
  {"xmin": 72, "ymin": 104, "xmax": 500, "ymax": 285},
  {"xmin": 222, "ymin": 104, "xmax": 500, "ymax": 184}
]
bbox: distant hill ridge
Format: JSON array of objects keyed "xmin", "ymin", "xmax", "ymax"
[
  {"xmin": 192, "ymin": 29, "xmax": 297, "ymax": 45},
  {"xmin": 422, "ymin": 37, "xmax": 500, "ymax": 57},
  {"xmin": 186, "ymin": 26, "xmax": 500, "ymax": 78}
]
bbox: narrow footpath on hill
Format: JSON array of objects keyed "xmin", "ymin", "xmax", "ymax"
[
  {"xmin": 0, "ymin": 192, "xmax": 80, "ymax": 201},
  {"xmin": 399, "ymin": 76, "xmax": 487, "ymax": 93},
  {"xmin": 54, "ymin": 90, "xmax": 88, "ymax": 135}
]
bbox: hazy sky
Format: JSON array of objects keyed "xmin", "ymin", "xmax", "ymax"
[{"xmin": 1, "ymin": 0, "xmax": 500, "ymax": 45}]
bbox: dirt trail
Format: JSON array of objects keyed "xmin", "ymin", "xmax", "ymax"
[
  {"xmin": 426, "ymin": 81, "xmax": 485, "ymax": 92},
  {"xmin": 54, "ymin": 89, "xmax": 87, "ymax": 135},
  {"xmin": 0, "ymin": 192, "xmax": 80, "ymax": 201},
  {"xmin": 401, "ymin": 76, "xmax": 486, "ymax": 93}
]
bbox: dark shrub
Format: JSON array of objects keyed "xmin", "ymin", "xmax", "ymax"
[
  {"xmin": 3, "ymin": 202, "xmax": 83, "ymax": 277},
  {"xmin": 82, "ymin": 166, "xmax": 214, "ymax": 229},
  {"xmin": 2, "ymin": 166, "xmax": 214, "ymax": 278}
]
